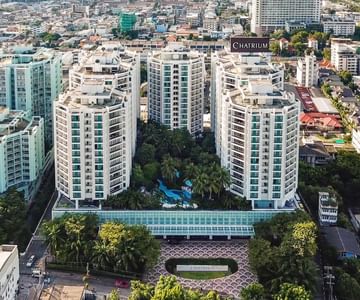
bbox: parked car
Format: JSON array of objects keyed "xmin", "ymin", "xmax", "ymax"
[
  {"xmin": 26, "ymin": 255, "xmax": 36, "ymax": 267},
  {"xmin": 32, "ymin": 269, "xmax": 41, "ymax": 278},
  {"xmin": 115, "ymin": 278, "xmax": 130, "ymax": 289}
]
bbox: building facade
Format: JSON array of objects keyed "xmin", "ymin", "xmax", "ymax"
[
  {"xmin": 250, "ymin": 0, "xmax": 321, "ymax": 35},
  {"xmin": 54, "ymin": 82, "xmax": 133, "ymax": 209},
  {"xmin": 118, "ymin": 11, "xmax": 136, "ymax": 34},
  {"xmin": 296, "ymin": 53, "xmax": 319, "ymax": 87},
  {"xmin": 331, "ymin": 38, "xmax": 359, "ymax": 75},
  {"xmin": 148, "ymin": 44, "xmax": 205, "ymax": 135},
  {"xmin": 0, "ymin": 47, "xmax": 62, "ymax": 143},
  {"xmin": 0, "ymin": 245, "xmax": 19, "ymax": 300},
  {"xmin": 212, "ymin": 52, "xmax": 299, "ymax": 209},
  {"xmin": 318, "ymin": 191, "xmax": 338, "ymax": 225},
  {"xmin": 323, "ymin": 17, "xmax": 356, "ymax": 37},
  {"xmin": 0, "ymin": 108, "xmax": 45, "ymax": 200},
  {"xmin": 69, "ymin": 44, "xmax": 139, "ymax": 153}
]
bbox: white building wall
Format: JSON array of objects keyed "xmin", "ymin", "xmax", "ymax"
[
  {"xmin": 148, "ymin": 45, "xmax": 205, "ymax": 135},
  {"xmin": 0, "ymin": 245, "xmax": 19, "ymax": 300},
  {"xmin": 251, "ymin": 0, "xmax": 321, "ymax": 35}
]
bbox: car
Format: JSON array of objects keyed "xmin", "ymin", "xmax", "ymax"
[
  {"xmin": 115, "ymin": 278, "xmax": 130, "ymax": 289},
  {"xmin": 26, "ymin": 255, "xmax": 36, "ymax": 267},
  {"xmin": 32, "ymin": 269, "xmax": 41, "ymax": 278}
]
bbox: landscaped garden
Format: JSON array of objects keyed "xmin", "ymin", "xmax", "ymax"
[{"xmin": 104, "ymin": 121, "xmax": 251, "ymax": 211}]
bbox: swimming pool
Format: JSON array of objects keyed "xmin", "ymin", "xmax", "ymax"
[{"xmin": 158, "ymin": 180, "xmax": 196, "ymax": 208}]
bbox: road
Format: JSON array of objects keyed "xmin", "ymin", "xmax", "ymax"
[
  {"xmin": 18, "ymin": 166, "xmax": 58, "ymax": 300},
  {"xmin": 41, "ymin": 270, "xmax": 131, "ymax": 299}
]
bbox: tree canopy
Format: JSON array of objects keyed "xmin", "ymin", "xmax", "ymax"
[
  {"xmin": 249, "ymin": 211, "xmax": 318, "ymax": 296},
  {"xmin": 42, "ymin": 214, "xmax": 160, "ymax": 274},
  {"xmin": 129, "ymin": 276, "xmax": 223, "ymax": 300}
]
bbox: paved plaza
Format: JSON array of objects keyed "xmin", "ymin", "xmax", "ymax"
[{"xmin": 145, "ymin": 240, "xmax": 257, "ymax": 297}]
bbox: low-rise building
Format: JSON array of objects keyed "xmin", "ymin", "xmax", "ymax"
[
  {"xmin": 318, "ymin": 191, "xmax": 338, "ymax": 225},
  {"xmin": 296, "ymin": 52, "xmax": 319, "ymax": 87},
  {"xmin": 0, "ymin": 245, "xmax": 19, "ymax": 300},
  {"xmin": 0, "ymin": 108, "xmax": 45, "ymax": 201},
  {"xmin": 331, "ymin": 38, "xmax": 359, "ymax": 75},
  {"xmin": 323, "ymin": 16, "xmax": 356, "ymax": 36},
  {"xmin": 299, "ymin": 141, "xmax": 335, "ymax": 166}
]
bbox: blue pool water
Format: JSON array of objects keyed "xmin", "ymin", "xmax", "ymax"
[{"xmin": 158, "ymin": 180, "xmax": 192, "ymax": 206}]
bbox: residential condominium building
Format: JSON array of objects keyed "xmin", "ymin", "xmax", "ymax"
[
  {"xmin": 318, "ymin": 191, "xmax": 338, "ymax": 225},
  {"xmin": 54, "ymin": 82, "xmax": 133, "ymax": 209},
  {"xmin": 212, "ymin": 52, "xmax": 299, "ymax": 209},
  {"xmin": 211, "ymin": 51, "xmax": 284, "ymax": 134},
  {"xmin": 250, "ymin": 0, "xmax": 321, "ymax": 35},
  {"xmin": 0, "ymin": 108, "xmax": 44, "ymax": 200},
  {"xmin": 0, "ymin": 47, "xmax": 62, "ymax": 144},
  {"xmin": 296, "ymin": 52, "xmax": 319, "ymax": 87},
  {"xmin": 322, "ymin": 16, "xmax": 356, "ymax": 37},
  {"xmin": 0, "ymin": 245, "xmax": 19, "ymax": 300},
  {"xmin": 331, "ymin": 38, "xmax": 359, "ymax": 75},
  {"xmin": 147, "ymin": 44, "xmax": 205, "ymax": 135},
  {"xmin": 69, "ymin": 44, "xmax": 139, "ymax": 154}
]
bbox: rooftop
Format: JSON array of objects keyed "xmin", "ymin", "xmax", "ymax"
[
  {"xmin": 0, "ymin": 108, "xmax": 29, "ymax": 137},
  {"xmin": 0, "ymin": 245, "xmax": 17, "ymax": 271}
]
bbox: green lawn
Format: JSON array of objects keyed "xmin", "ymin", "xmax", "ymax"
[{"xmin": 175, "ymin": 270, "xmax": 231, "ymax": 280}]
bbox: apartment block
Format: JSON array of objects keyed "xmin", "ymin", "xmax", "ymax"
[
  {"xmin": 70, "ymin": 44, "xmax": 139, "ymax": 154},
  {"xmin": 331, "ymin": 38, "xmax": 359, "ymax": 75},
  {"xmin": 0, "ymin": 47, "xmax": 62, "ymax": 143},
  {"xmin": 54, "ymin": 82, "xmax": 133, "ymax": 209},
  {"xmin": 318, "ymin": 191, "xmax": 338, "ymax": 225},
  {"xmin": 212, "ymin": 52, "xmax": 299, "ymax": 209},
  {"xmin": 148, "ymin": 44, "xmax": 205, "ymax": 135},
  {"xmin": 296, "ymin": 53, "xmax": 319, "ymax": 87},
  {"xmin": 0, "ymin": 108, "xmax": 44, "ymax": 200},
  {"xmin": 251, "ymin": 0, "xmax": 321, "ymax": 35}
]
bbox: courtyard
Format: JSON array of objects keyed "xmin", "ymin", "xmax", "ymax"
[{"xmin": 145, "ymin": 240, "xmax": 256, "ymax": 297}]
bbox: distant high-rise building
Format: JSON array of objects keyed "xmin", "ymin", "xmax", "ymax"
[
  {"xmin": 0, "ymin": 47, "xmax": 62, "ymax": 144},
  {"xmin": 147, "ymin": 44, "xmax": 205, "ymax": 135},
  {"xmin": 118, "ymin": 11, "xmax": 137, "ymax": 34},
  {"xmin": 296, "ymin": 52, "xmax": 319, "ymax": 87},
  {"xmin": 0, "ymin": 108, "xmax": 45, "ymax": 200},
  {"xmin": 212, "ymin": 51, "xmax": 300, "ymax": 209},
  {"xmin": 55, "ymin": 46, "xmax": 139, "ymax": 209},
  {"xmin": 250, "ymin": 0, "xmax": 321, "ymax": 35}
]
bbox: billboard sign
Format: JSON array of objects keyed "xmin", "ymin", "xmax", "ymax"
[{"xmin": 230, "ymin": 37, "xmax": 271, "ymax": 53}]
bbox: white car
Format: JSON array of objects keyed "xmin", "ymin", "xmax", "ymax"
[{"xmin": 26, "ymin": 255, "xmax": 35, "ymax": 267}]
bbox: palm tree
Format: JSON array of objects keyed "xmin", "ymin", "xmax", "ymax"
[
  {"xmin": 214, "ymin": 165, "xmax": 231, "ymax": 195},
  {"xmin": 184, "ymin": 162, "xmax": 197, "ymax": 180},
  {"xmin": 92, "ymin": 241, "xmax": 112, "ymax": 270},
  {"xmin": 42, "ymin": 221, "xmax": 64, "ymax": 256},
  {"xmin": 193, "ymin": 168, "xmax": 209, "ymax": 198},
  {"xmin": 161, "ymin": 154, "xmax": 178, "ymax": 182}
]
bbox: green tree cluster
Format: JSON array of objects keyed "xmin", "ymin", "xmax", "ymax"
[
  {"xmin": 0, "ymin": 189, "xmax": 31, "ymax": 250},
  {"xmin": 131, "ymin": 121, "xmax": 242, "ymax": 209},
  {"xmin": 339, "ymin": 70, "xmax": 353, "ymax": 85},
  {"xmin": 248, "ymin": 211, "xmax": 317, "ymax": 297},
  {"xmin": 298, "ymin": 152, "xmax": 360, "ymax": 214},
  {"xmin": 42, "ymin": 214, "xmax": 160, "ymax": 274},
  {"xmin": 129, "ymin": 276, "xmax": 224, "ymax": 300}
]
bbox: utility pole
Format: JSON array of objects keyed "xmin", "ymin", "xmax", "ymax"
[{"xmin": 324, "ymin": 266, "xmax": 335, "ymax": 300}]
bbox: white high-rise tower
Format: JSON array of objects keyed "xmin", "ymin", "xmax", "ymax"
[
  {"xmin": 212, "ymin": 51, "xmax": 300, "ymax": 209},
  {"xmin": 147, "ymin": 44, "xmax": 205, "ymax": 135}
]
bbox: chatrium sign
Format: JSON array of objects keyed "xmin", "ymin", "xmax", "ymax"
[{"xmin": 230, "ymin": 37, "xmax": 271, "ymax": 53}]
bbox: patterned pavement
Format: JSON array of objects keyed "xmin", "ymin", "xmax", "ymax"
[{"xmin": 145, "ymin": 240, "xmax": 257, "ymax": 297}]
